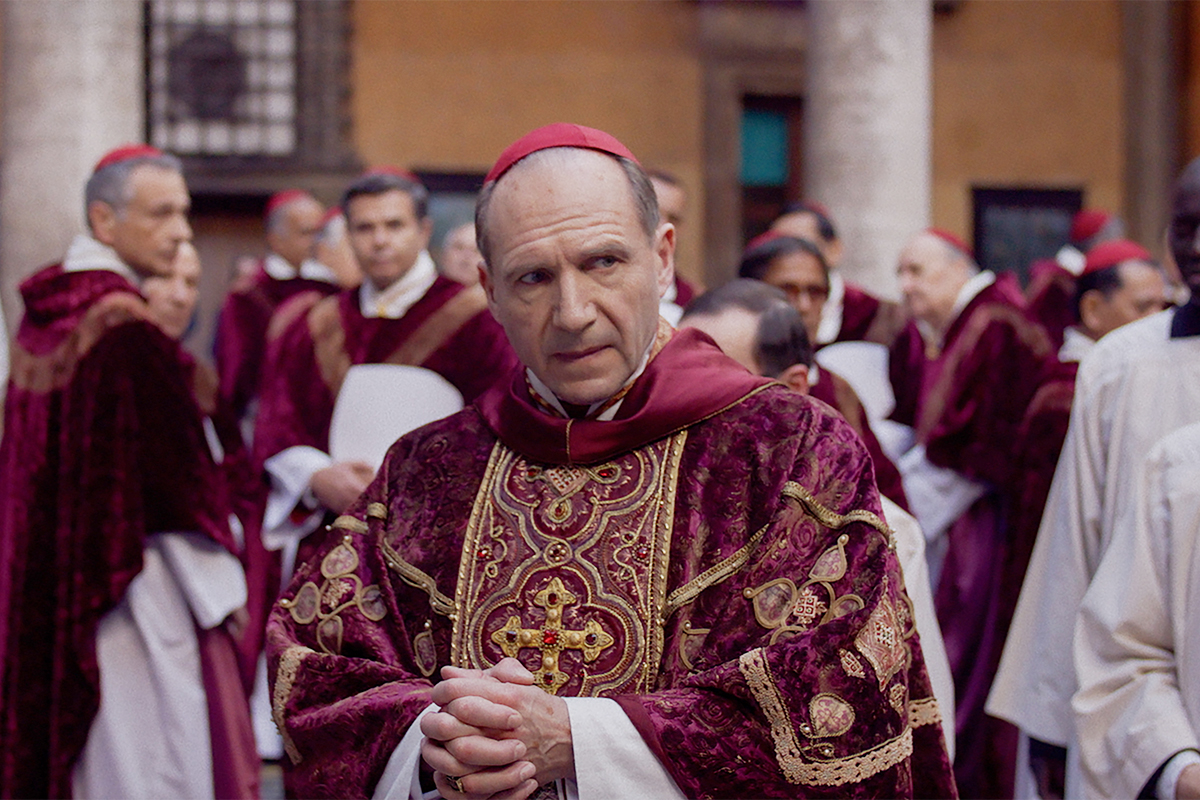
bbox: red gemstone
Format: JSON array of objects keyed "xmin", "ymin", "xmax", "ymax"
[
  {"xmin": 543, "ymin": 630, "xmax": 558, "ymax": 645},
  {"xmin": 635, "ymin": 546, "xmax": 650, "ymax": 559},
  {"xmin": 585, "ymin": 633, "xmax": 597, "ymax": 645},
  {"xmin": 543, "ymin": 673, "xmax": 554, "ymax": 685},
  {"xmin": 506, "ymin": 629, "xmax": 518, "ymax": 642},
  {"xmin": 547, "ymin": 592, "xmax": 558, "ymax": 605},
  {"xmin": 477, "ymin": 547, "xmax": 490, "ymax": 559}
]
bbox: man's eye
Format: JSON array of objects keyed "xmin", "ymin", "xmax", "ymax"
[
  {"xmin": 593, "ymin": 255, "xmax": 619, "ymax": 269},
  {"xmin": 518, "ymin": 271, "xmax": 548, "ymax": 285}
]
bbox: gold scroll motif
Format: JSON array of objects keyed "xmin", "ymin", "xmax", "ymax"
[
  {"xmin": 273, "ymin": 645, "xmax": 314, "ymax": 765},
  {"xmin": 279, "ymin": 535, "xmax": 388, "ymax": 655},
  {"xmin": 852, "ymin": 576, "xmax": 911, "ymax": 690},
  {"xmin": 744, "ymin": 534, "xmax": 865, "ymax": 644},
  {"xmin": 739, "ymin": 647, "xmax": 915, "ymax": 787},
  {"xmin": 453, "ymin": 433, "xmax": 686, "ymax": 696}
]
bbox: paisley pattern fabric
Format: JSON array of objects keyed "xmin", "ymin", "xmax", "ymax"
[{"xmin": 268, "ymin": 333, "xmax": 956, "ymax": 799}]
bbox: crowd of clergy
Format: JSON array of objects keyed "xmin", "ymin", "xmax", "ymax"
[{"xmin": 1, "ymin": 124, "xmax": 1199, "ymax": 800}]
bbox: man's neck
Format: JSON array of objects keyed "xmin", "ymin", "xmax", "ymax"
[{"xmin": 62, "ymin": 234, "xmax": 142, "ymax": 286}]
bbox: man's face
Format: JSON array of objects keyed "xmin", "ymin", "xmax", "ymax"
[
  {"xmin": 94, "ymin": 165, "xmax": 192, "ymax": 278},
  {"xmin": 480, "ymin": 150, "xmax": 674, "ymax": 406},
  {"xmin": 1087, "ymin": 261, "xmax": 1168, "ymax": 339},
  {"xmin": 651, "ymin": 177, "xmax": 686, "ymax": 230},
  {"xmin": 1169, "ymin": 163, "xmax": 1200, "ymax": 291},
  {"xmin": 758, "ymin": 250, "xmax": 828, "ymax": 344},
  {"xmin": 143, "ymin": 242, "xmax": 201, "ymax": 340},
  {"xmin": 268, "ymin": 196, "xmax": 325, "ymax": 269},
  {"xmin": 896, "ymin": 233, "xmax": 970, "ymax": 329},
  {"xmin": 440, "ymin": 222, "xmax": 482, "ymax": 286},
  {"xmin": 346, "ymin": 189, "xmax": 431, "ymax": 291},
  {"xmin": 680, "ymin": 308, "xmax": 761, "ymax": 374},
  {"xmin": 771, "ymin": 211, "xmax": 840, "ymax": 267}
]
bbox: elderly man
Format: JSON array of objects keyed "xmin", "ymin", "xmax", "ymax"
[
  {"xmin": 438, "ymin": 221, "xmax": 483, "ymax": 286},
  {"xmin": 215, "ymin": 188, "xmax": 338, "ymax": 423},
  {"xmin": 267, "ymin": 124, "xmax": 955, "ymax": 800},
  {"xmin": 770, "ymin": 201, "xmax": 905, "ymax": 347},
  {"xmin": 0, "ymin": 146, "xmax": 252, "ymax": 798},
  {"xmin": 888, "ymin": 228, "xmax": 1051, "ymax": 799},
  {"xmin": 990, "ymin": 157, "xmax": 1200, "ymax": 799}
]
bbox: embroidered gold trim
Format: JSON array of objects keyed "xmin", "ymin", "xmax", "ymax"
[
  {"xmin": 413, "ymin": 630, "xmax": 437, "ymax": 677},
  {"xmin": 383, "ymin": 284, "xmax": 488, "ymax": 369},
  {"xmin": 665, "ymin": 523, "xmax": 769, "ymax": 616},
  {"xmin": 740, "ymin": 647, "xmax": 915, "ymax": 786},
  {"xmin": 782, "ymin": 481, "xmax": 891, "ymax": 539},
  {"xmin": 379, "ymin": 532, "xmax": 456, "ymax": 617},
  {"xmin": 366, "ymin": 502, "xmax": 388, "ymax": 520},
  {"xmin": 272, "ymin": 645, "xmax": 313, "ymax": 765},
  {"xmin": 739, "ymin": 648, "xmax": 804, "ymax": 782},
  {"xmin": 332, "ymin": 515, "xmax": 368, "ymax": 534},
  {"xmin": 908, "ymin": 697, "xmax": 942, "ymax": 728}
]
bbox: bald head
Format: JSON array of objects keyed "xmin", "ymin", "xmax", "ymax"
[
  {"xmin": 896, "ymin": 231, "xmax": 978, "ymax": 333},
  {"xmin": 266, "ymin": 193, "xmax": 325, "ymax": 269}
]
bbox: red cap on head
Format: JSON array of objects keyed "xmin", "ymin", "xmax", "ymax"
[
  {"xmin": 1070, "ymin": 209, "xmax": 1112, "ymax": 245},
  {"xmin": 485, "ymin": 123, "xmax": 640, "ymax": 184},
  {"xmin": 744, "ymin": 230, "xmax": 786, "ymax": 253},
  {"xmin": 926, "ymin": 228, "xmax": 973, "ymax": 259},
  {"xmin": 1083, "ymin": 239, "xmax": 1152, "ymax": 276},
  {"xmin": 93, "ymin": 144, "xmax": 166, "ymax": 173},
  {"xmin": 264, "ymin": 189, "xmax": 312, "ymax": 220}
]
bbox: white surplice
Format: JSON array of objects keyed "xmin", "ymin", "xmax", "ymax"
[
  {"xmin": 988, "ymin": 310, "xmax": 1200, "ymax": 773},
  {"xmin": 1073, "ymin": 422, "xmax": 1200, "ymax": 799}
]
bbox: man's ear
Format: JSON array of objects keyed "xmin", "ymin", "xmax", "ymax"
[
  {"xmin": 779, "ymin": 363, "xmax": 810, "ymax": 395},
  {"xmin": 89, "ymin": 200, "xmax": 118, "ymax": 247},
  {"xmin": 1078, "ymin": 289, "xmax": 1103, "ymax": 337},
  {"xmin": 655, "ymin": 222, "xmax": 676, "ymax": 297},
  {"xmin": 825, "ymin": 238, "xmax": 845, "ymax": 270},
  {"xmin": 478, "ymin": 261, "xmax": 498, "ymax": 310}
]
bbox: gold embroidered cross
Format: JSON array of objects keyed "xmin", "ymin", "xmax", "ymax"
[{"xmin": 490, "ymin": 577, "xmax": 614, "ymax": 694}]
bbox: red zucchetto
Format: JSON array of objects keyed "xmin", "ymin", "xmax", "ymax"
[
  {"xmin": 1070, "ymin": 209, "xmax": 1112, "ymax": 245},
  {"xmin": 485, "ymin": 123, "xmax": 640, "ymax": 184},
  {"xmin": 1083, "ymin": 239, "xmax": 1152, "ymax": 276},
  {"xmin": 264, "ymin": 189, "xmax": 312, "ymax": 220},
  {"xmin": 927, "ymin": 227, "xmax": 974, "ymax": 259},
  {"xmin": 92, "ymin": 144, "xmax": 166, "ymax": 173}
]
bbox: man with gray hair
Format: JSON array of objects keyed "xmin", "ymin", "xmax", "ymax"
[
  {"xmin": 268, "ymin": 124, "xmax": 954, "ymax": 800},
  {"xmin": 0, "ymin": 145, "xmax": 254, "ymax": 798}
]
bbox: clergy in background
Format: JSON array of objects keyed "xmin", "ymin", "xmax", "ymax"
[
  {"xmin": 267, "ymin": 123, "xmax": 956, "ymax": 799},
  {"xmin": 989, "ymin": 156, "xmax": 1200, "ymax": 799},
  {"xmin": 0, "ymin": 146, "xmax": 251, "ymax": 798},
  {"xmin": 888, "ymin": 228, "xmax": 1051, "ymax": 799},
  {"xmin": 770, "ymin": 200, "xmax": 906, "ymax": 347},
  {"xmin": 214, "ymin": 188, "xmax": 338, "ymax": 425}
]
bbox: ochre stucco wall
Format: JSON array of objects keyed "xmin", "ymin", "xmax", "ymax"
[
  {"xmin": 349, "ymin": 0, "xmax": 707, "ymax": 284},
  {"xmin": 931, "ymin": 0, "xmax": 1125, "ymax": 244}
]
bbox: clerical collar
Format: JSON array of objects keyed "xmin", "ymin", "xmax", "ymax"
[
  {"xmin": 525, "ymin": 323, "xmax": 666, "ymax": 421},
  {"xmin": 1171, "ymin": 301, "xmax": 1200, "ymax": 339},
  {"xmin": 263, "ymin": 252, "xmax": 337, "ymax": 284},
  {"xmin": 1055, "ymin": 244, "xmax": 1086, "ymax": 276},
  {"xmin": 815, "ymin": 272, "xmax": 845, "ymax": 345},
  {"xmin": 62, "ymin": 234, "xmax": 141, "ymax": 287},
  {"xmin": 358, "ymin": 251, "xmax": 437, "ymax": 319},
  {"xmin": 917, "ymin": 270, "xmax": 995, "ymax": 348},
  {"xmin": 1059, "ymin": 326, "xmax": 1094, "ymax": 364}
]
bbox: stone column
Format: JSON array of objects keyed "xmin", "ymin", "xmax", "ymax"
[
  {"xmin": 0, "ymin": 0, "xmax": 143, "ymax": 333},
  {"xmin": 803, "ymin": 0, "xmax": 931, "ymax": 300}
]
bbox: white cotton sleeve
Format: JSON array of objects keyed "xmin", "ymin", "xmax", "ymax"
[
  {"xmin": 898, "ymin": 444, "xmax": 987, "ymax": 546},
  {"xmin": 152, "ymin": 532, "xmax": 247, "ymax": 630},
  {"xmin": 263, "ymin": 445, "xmax": 332, "ymax": 584},
  {"xmin": 1159, "ymin": 750, "xmax": 1200, "ymax": 800},
  {"xmin": 371, "ymin": 705, "xmax": 437, "ymax": 800},
  {"xmin": 562, "ymin": 697, "xmax": 686, "ymax": 800}
]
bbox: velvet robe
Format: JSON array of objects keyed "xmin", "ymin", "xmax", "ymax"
[
  {"xmin": 836, "ymin": 282, "xmax": 907, "ymax": 347},
  {"xmin": 889, "ymin": 273, "xmax": 1052, "ymax": 799},
  {"xmin": 1024, "ymin": 259, "xmax": 1075, "ymax": 352},
  {"xmin": 214, "ymin": 262, "xmax": 340, "ymax": 420},
  {"xmin": 0, "ymin": 266, "xmax": 238, "ymax": 798},
  {"xmin": 267, "ymin": 329, "xmax": 956, "ymax": 799},
  {"xmin": 808, "ymin": 367, "xmax": 909, "ymax": 511}
]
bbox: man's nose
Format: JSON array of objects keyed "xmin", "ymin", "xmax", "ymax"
[{"xmin": 554, "ymin": 271, "xmax": 597, "ymax": 331}]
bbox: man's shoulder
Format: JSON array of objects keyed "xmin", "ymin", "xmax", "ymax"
[{"xmin": 1077, "ymin": 310, "xmax": 1178, "ymax": 387}]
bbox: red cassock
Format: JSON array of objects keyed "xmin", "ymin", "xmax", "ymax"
[
  {"xmin": 214, "ymin": 262, "xmax": 340, "ymax": 419},
  {"xmin": 1024, "ymin": 259, "xmax": 1076, "ymax": 353},
  {"xmin": 267, "ymin": 328, "xmax": 956, "ymax": 799},
  {"xmin": 835, "ymin": 282, "xmax": 907, "ymax": 347},
  {"xmin": 0, "ymin": 266, "xmax": 243, "ymax": 798},
  {"xmin": 889, "ymin": 273, "xmax": 1052, "ymax": 799},
  {"xmin": 808, "ymin": 367, "xmax": 909, "ymax": 511}
]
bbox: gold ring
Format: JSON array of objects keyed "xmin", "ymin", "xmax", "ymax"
[{"xmin": 445, "ymin": 774, "xmax": 465, "ymax": 793}]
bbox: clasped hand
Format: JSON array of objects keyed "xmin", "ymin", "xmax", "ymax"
[{"xmin": 420, "ymin": 658, "xmax": 574, "ymax": 800}]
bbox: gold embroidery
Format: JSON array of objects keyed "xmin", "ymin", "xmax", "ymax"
[
  {"xmin": 665, "ymin": 523, "xmax": 769, "ymax": 616},
  {"xmin": 809, "ymin": 534, "xmax": 850, "ymax": 582},
  {"xmin": 889, "ymin": 683, "xmax": 907, "ymax": 716},
  {"xmin": 799, "ymin": 728, "xmax": 913, "ymax": 787},
  {"xmin": 908, "ymin": 697, "xmax": 942, "ymax": 728},
  {"xmin": 278, "ymin": 536, "xmax": 388, "ymax": 654},
  {"xmin": 413, "ymin": 627, "xmax": 437, "ymax": 678},
  {"xmin": 366, "ymin": 502, "xmax": 388, "ymax": 520},
  {"xmin": 332, "ymin": 515, "xmax": 368, "ymax": 534},
  {"xmin": 490, "ymin": 577, "xmax": 615, "ymax": 694},
  {"xmin": 678, "ymin": 622, "xmax": 710, "ymax": 671},
  {"xmin": 272, "ymin": 645, "xmax": 313, "ymax": 765},
  {"xmin": 840, "ymin": 648, "xmax": 867, "ymax": 679},
  {"xmin": 809, "ymin": 693, "xmax": 855, "ymax": 738},
  {"xmin": 782, "ymin": 481, "xmax": 892, "ymax": 540},
  {"xmin": 739, "ymin": 648, "xmax": 804, "ymax": 781},
  {"xmin": 853, "ymin": 577, "xmax": 910, "ymax": 690},
  {"xmin": 379, "ymin": 532, "xmax": 457, "ymax": 617}
]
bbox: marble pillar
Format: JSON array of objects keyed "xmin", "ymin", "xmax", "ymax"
[
  {"xmin": 0, "ymin": 0, "xmax": 143, "ymax": 334},
  {"xmin": 803, "ymin": 0, "xmax": 932, "ymax": 300}
]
